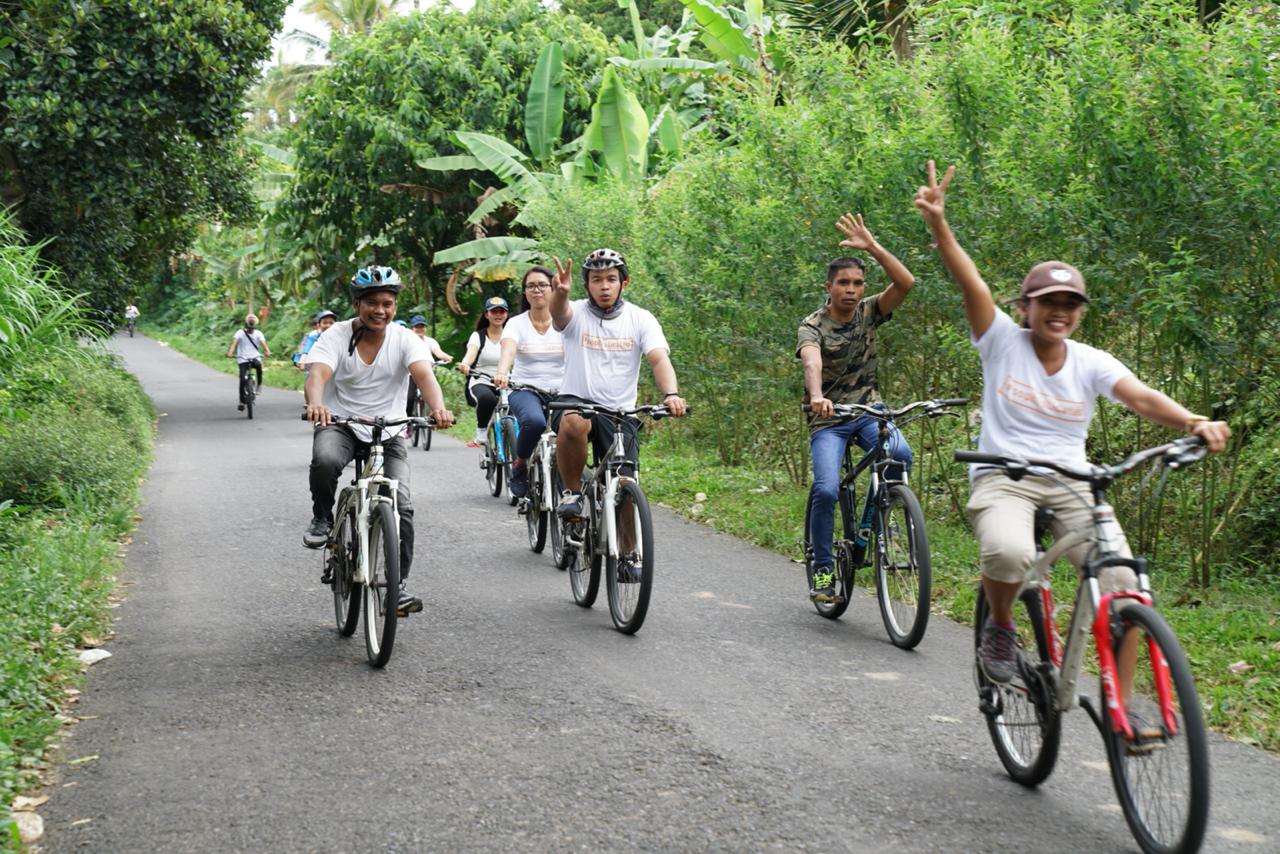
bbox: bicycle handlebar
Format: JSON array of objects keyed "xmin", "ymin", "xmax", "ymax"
[
  {"xmin": 300, "ymin": 412, "xmax": 437, "ymax": 428},
  {"xmin": 954, "ymin": 435, "xmax": 1207, "ymax": 483},
  {"xmin": 802, "ymin": 398, "xmax": 969, "ymax": 419},
  {"xmin": 465, "ymin": 369, "xmax": 547, "ymax": 394},
  {"xmin": 547, "ymin": 401, "xmax": 690, "ymax": 421}
]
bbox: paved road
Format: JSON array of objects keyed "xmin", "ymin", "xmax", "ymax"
[{"xmin": 42, "ymin": 335, "xmax": 1279, "ymax": 852}]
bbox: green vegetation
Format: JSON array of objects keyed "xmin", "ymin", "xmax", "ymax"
[{"xmin": 0, "ymin": 214, "xmax": 153, "ymax": 847}]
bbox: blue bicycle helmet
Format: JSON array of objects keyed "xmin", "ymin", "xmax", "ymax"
[{"xmin": 349, "ymin": 265, "xmax": 403, "ymax": 298}]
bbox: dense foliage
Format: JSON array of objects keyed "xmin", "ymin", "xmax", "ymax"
[
  {"xmin": 0, "ymin": 0, "xmax": 288, "ymax": 315},
  {"xmin": 530, "ymin": 1, "xmax": 1280, "ymax": 578}
]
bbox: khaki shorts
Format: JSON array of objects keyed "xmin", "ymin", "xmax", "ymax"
[{"xmin": 966, "ymin": 472, "xmax": 1136, "ymax": 594}]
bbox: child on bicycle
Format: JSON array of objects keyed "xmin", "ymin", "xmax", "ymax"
[
  {"xmin": 913, "ymin": 160, "xmax": 1229, "ymax": 732},
  {"xmin": 798, "ymin": 213, "xmax": 918, "ymax": 603},
  {"xmin": 226, "ymin": 314, "xmax": 270, "ymax": 411},
  {"xmin": 494, "ymin": 265, "xmax": 565, "ymax": 499},
  {"xmin": 294, "ymin": 309, "xmax": 337, "ymax": 372}
]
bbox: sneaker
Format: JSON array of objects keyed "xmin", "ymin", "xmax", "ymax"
[
  {"xmin": 616, "ymin": 552, "xmax": 643, "ymax": 583},
  {"xmin": 465, "ymin": 440, "xmax": 481, "ymax": 448},
  {"xmin": 302, "ymin": 517, "xmax": 331, "ymax": 549},
  {"xmin": 475, "ymin": 428, "xmax": 487, "ymax": 445},
  {"xmin": 509, "ymin": 463, "xmax": 529, "ymax": 499},
  {"xmin": 237, "ymin": 403, "xmax": 245, "ymax": 411},
  {"xmin": 979, "ymin": 619, "xmax": 1020, "ymax": 684},
  {"xmin": 1124, "ymin": 709, "xmax": 1167, "ymax": 755},
  {"xmin": 809, "ymin": 565, "xmax": 838, "ymax": 603},
  {"xmin": 557, "ymin": 490, "xmax": 584, "ymax": 521},
  {"xmin": 397, "ymin": 583, "xmax": 423, "ymax": 616}
]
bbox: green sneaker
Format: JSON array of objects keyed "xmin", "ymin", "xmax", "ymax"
[{"xmin": 810, "ymin": 566, "xmax": 838, "ymax": 603}]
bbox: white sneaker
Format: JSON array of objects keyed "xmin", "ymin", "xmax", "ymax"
[{"xmin": 474, "ymin": 428, "xmax": 487, "ymax": 445}]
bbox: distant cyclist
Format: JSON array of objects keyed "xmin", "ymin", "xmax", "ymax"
[
  {"xmin": 405, "ymin": 314, "xmax": 452, "ymax": 418},
  {"xmin": 798, "ymin": 213, "xmax": 918, "ymax": 603},
  {"xmin": 494, "ymin": 265, "xmax": 565, "ymax": 499},
  {"xmin": 548, "ymin": 249, "xmax": 687, "ymax": 521},
  {"xmin": 302, "ymin": 265, "xmax": 455, "ymax": 614},
  {"xmin": 226, "ymin": 314, "xmax": 270, "ymax": 411},
  {"xmin": 124, "ymin": 302, "xmax": 140, "ymax": 336},
  {"xmin": 294, "ymin": 309, "xmax": 337, "ymax": 372},
  {"xmin": 457, "ymin": 296, "xmax": 509, "ymax": 447}
]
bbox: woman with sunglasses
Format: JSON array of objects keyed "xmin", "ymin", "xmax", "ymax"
[
  {"xmin": 494, "ymin": 266, "xmax": 565, "ymax": 499},
  {"xmin": 458, "ymin": 296, "xmax": 509, "ymax": 447}
]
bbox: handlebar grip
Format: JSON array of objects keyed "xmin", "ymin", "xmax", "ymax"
[
  {"xmin": 954, "ymin": 450, "xmax": 1009, "ymax": 465},
  {"xmin": 938, "ymin": 398, "xmax": 970, "ymax": 407}
]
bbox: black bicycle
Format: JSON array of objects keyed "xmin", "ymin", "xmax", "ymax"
[
  {"xmin": 240, "ymin": 360, "xmax": 261, "ymax": 420},
  {"xmin": 802, "ymin": 398, "xmax": 967, "ymax": 648}
]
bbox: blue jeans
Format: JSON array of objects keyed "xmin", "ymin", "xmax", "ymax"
[
  {"xmin": 507, "ymin": 389, "xmax": 548, "ymax": 461},
  {"xmin": 808, "ymin": 415, "xmax": 913, "ymax": 570}
]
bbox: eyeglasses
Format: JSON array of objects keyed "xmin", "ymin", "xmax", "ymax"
[{"xmin": 524, "ymin": 282, "xmax": 551, "ymax": 291}]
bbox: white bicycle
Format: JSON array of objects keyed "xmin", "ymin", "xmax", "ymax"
[{"xmin": 316, "ymin": 413, "xmax": 433, "ymax": 668}]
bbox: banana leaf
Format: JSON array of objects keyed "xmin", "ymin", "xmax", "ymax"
[
  {"xmin": 433, "ymin": 236, "xmax": 539, "ymax": 266},
  {"xmin": 524, "ymin": 42, "xmax": 565, "ymax": 163},
  {"xmin": 583, "ymin": 67, "xmax": 649, "ymax": 183}
]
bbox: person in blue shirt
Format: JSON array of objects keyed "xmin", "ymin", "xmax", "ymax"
[{"xmin": 293, "ymin": 310, "xmax": 336, "ymax": 372}]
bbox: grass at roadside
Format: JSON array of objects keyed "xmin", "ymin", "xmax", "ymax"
[
  {"xmin": 148, "ymin": 326, "xmax": 1280, "ymax": 752},
  {"xmin": 641, "ymin": 436, "xmax": 1280, "ymax": 753}
]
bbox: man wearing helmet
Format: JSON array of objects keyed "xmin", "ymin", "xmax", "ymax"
[
  {"xmin": 302, "ymin": 266, "xmax": 456, "ymax": 615},
  {"xmin": 226, "ymin": 313, "xmax": 271, "ymax": 410},
  {"xmin": 548, "ymin": 249, "xmax": 688, "ymax": 521}
]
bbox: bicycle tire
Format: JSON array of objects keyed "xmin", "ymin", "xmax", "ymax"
[
  {"xmin": 568, "ymin": 512, "xmax": 601, "ymax": 608},
  {"xmin": 486, "ymin": 442, "xmax": 503, "ymax": 497},
  {"xmin": 246, "ymin": 376, "xmax": 256, "ymax": 420},
  {"xmin": 331, "ymin": 500, "xmax": 360, "ymax": 637},
  {"xmin": 423, "ymin": 425, "xmax": 433, "ymax": 451},
  {"xmin": 975, "ymin": 587, "xmax": 1061, "ymax": 787},
  {"xmin": 526, "ymin": 460, "xmax": 548, "ymax": 553},
  {"xmin": 802, "ymin": 485, "xmax": 854, "ymax": 619},
  {"xmin": 502, "ymin": 417, "xmax": 519, "ymax": 506},
  {"xmin": 606, "ymin": 480, "xmax": 654, "ymax": 634},
  {"xmin": 362, "ymin": 502, "xmax": 400, "ymax": 668},
  {"xmin": 873, "ymin": 484, "xmax": 931, "ymax": 649},
  {"xmin": 550, "ymin": 469, "xmax": 572, "ymax": 570},
  {"xmin": 411, "ymin": 401, "xmax": 421, "ymax": 447},
  {"xmin": 1102, "ymin": 602, "xmax": 1209, "ymax": 854}
]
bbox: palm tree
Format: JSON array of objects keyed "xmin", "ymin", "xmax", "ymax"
[
  {"xmin": 774, "ymin": 0, "xmax": 916, "ymax": 59},
  {"xmin": 302, "ymin": 0, "xmax": 407, "ymax": 36}
]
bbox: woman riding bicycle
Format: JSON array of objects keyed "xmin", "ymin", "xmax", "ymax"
[
  {"xmin": 494, "ymin": 265, "xmax": 565, "ymax": 499},
  {"xmin": 913, "ymin": 161, "xmax": 1229, "ymax": 736},
  {"xmin": 457, "ymin": 296, "xmax": 508, "ymax": 447}
]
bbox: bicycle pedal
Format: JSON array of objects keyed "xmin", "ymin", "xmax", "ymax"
[{"xmin": 516, "ymin": 498, "xmax": 530, "ymax": 516}]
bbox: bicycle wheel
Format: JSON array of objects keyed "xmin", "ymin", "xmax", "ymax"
[
  {"xmin": 550, "ymin": 469, "xmax": 572, "ymax": 570},
  {"xmin": 362, "ymin": 502, "xmax": 400, "ymax": 668},
  {"xmin": 802, "ymin": 485, "xmax": 854, "ymax": 620},
  {"xmin": 1102, "ymin": 602, "xmax": 1209, "ymax": 854},
  {"xmin": 486, "ymin": 441, "xmax": 503, "ymax": 497},
  {"xmin": 974, "ymin": 587, "xmax": 1061, "ymax": 787},
  {"xmin": 411, "ymin": 400, "xmax": 422, "ymax": 447},
  {"xmin": 246, "ymin": 376, "xmax": 256, "ymax": 420},
  {"xmin": 568, "ymin": 511, "xmax": 601, "ymax": 607},
  {"xmin": 873, "ymin": 484, "xmax": 931, "ymax": 649},
  {"xmin": 502, "ymin": 418, "xmax": 519, "ymax": 506},
  {"xmin": 423, "ymin": 425, "xmax": 433, "ymax": 451},
  {"xmin": 331, "ymin": 500, "xmax": 360, "ymax": 637},
  {"xmin": 526, "ymin": 460, "xmax": 548, "ymax": 553},
  {"xmin": 606, "ymin": 480, "xmax": 654, "ymax": 634}
]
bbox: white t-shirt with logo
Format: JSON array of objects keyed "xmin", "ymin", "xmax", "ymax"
[
  {"xmin": 307, "ymin": 320, "xmax": 433, "ymax": 442},
  {"xmin": 501, "ymin": 311, "xmax": 565, "ymax": 394},
  {"xmin": 232, "ymin": 328, "xmax": 266, "ymax": 363},
  {"xmin": 972, "ymin": 310, "xmax": 1132, "ymax": 479},
  {"xmin": 558, "ymin": 300, "xmax": 669, "ymax": 410},
  {"xmin": 466, "ymin": 330, "xmax": 502, "ymax": 391}
]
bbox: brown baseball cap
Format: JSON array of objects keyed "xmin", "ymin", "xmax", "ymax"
[{"xmin": 1020, "ymin": 261, "xmax": 1089, "ymax": 302}]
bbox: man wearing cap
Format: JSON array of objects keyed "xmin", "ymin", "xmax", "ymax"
[
  {"xmin": 798, "ymin": 212, "xmax": 918, "ymax": 604},
  {"xmin": 547, "ymin": 249, "xmax": 687, "ymax": 523},
  {"xmin": 405, "ymin": 314, "xmax": 452, "ymax": 417},
  {"xmin": 294, "ymin": 310, "xmax": 337, "ymax": 372},
  {"xmin": 914, "ymin": 159, "xmax": 1230, "ymax": 700}
]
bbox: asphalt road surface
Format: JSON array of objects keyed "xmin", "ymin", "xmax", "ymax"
[{"xmin": 42, "ymin": 334, "xmax": 1279, "ymax": 852}]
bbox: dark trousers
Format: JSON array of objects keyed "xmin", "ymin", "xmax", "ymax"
[
  {"xmin": 309, "ymin": 425, "xmax": 417, "ymax": 578},
  {"xmin": 466, "ymin": 382, "xmax": 498, "ymax": 431},
  {"xmin": 238, "ymin": 360, "xmax": 262, "ymax": 402},
  {"xmin": 507, "ymin": 389, "xmax": 549, "ymax": 460}
]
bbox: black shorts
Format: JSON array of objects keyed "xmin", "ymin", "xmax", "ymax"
[{"xmin": 549, "ymin": 394, "xmax": 642, "ymax": 473}]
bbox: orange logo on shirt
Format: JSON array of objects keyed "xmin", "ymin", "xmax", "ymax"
[
  {"xmin": 997, "ymin": 376, "xmax": 1087, "ymax": 423},
  {"xmin": 581, "ymin": 332, "xmax": 634, "ymax": 353}
]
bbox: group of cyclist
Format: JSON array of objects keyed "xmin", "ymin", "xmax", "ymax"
[{"xmin": 284, "ymin": 159, "xmax": 1229, "ymax": 747}]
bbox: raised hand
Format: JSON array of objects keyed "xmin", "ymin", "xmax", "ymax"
[
  {"xmin": 551, "ymin": 256, "xmax": 573, "ymax": 298},
  {"xmin": 836, "ymin": 212, "xmax": 876, "ymax": 252},
  {"xmin": 914, "ymin": 159, "xmax": 955, "ymax": 228}
]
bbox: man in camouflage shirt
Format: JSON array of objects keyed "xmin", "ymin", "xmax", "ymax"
[{"xmin": 797, "ymin": 212, "xmax": 917, "ymax": 602}]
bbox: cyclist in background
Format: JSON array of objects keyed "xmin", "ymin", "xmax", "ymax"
[
  {"xmin": 798, "ymin": 213, "xmax": 917, "ymax": 603},
  {"xmin": 405, "ymin": 314, "xmax": 452, "ymax": 418},
  {"xmin": 494, "ymin": 265, "xmax": 564, "ymax": 499},
  {"xmin": 124, "ymin": 301, "xmax": 140, "ymax": 335},
  {"xmin": 457, "ymin": 296, "xmax": 508, "ymax": 447},
  {"xmin": 301, "ymin": 266, "xmax": 455, "ymax": 615},
  {"xmin": 294, "ymin": 310, "xmax": 337, "ymax": 372},
  {"xmin": 913, "ymin": 160, "xmax": 1229, "ymax": 722},
  {"xmin": 226, "ymin": 314, "xmax": 270, "ymax": 411},
  {"xmin": 548, "ymin": 249, "xmax": 687, "ymax": 521}
]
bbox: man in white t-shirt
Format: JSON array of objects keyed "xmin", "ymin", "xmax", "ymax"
[
  {"xmin": 405, "ymin": 313, "xmax": 452, "ymax": 417},
  {"xmin": 548, "ymin": 249, "xmax": 688, "ymax": 522},
  {"xmin": 302, "ymin": 266, "xmax": 455, "ymax": 615},
  {"xmin": 225, "ymin": 314, "xmax": 271, "ymax": 411}
]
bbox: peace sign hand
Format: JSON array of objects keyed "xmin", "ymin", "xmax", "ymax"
[
  {"xmin": 914, "ymin": 159, "xmax": 955, "ymax": 228},
  {"xmin": 551, "ymin": 256, "xmax": 573, "ymax": 298},
  {"xmin": 836, "ymin": 213, "xmax": 877, "ymax": 252}
]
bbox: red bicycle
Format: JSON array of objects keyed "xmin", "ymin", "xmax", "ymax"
[{"xmin": 955, "ymin": 437, "xmax": 1210, "ymax": 854}]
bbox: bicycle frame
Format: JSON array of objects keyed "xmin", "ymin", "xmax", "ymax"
[
  {"xmin": 334, "ymin": 427, "xmax": 401, "ymax": 586},
  {"xmin": 488, "ymin": 387, "xmax": 520, "ymax": 465},
  {"xmin": 529, "ymin": 427, "xmax": 556, "ymax": 512},
  {"xmin": 836, "ymin": 419, "xmax": 908, "ymax": 561}
]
